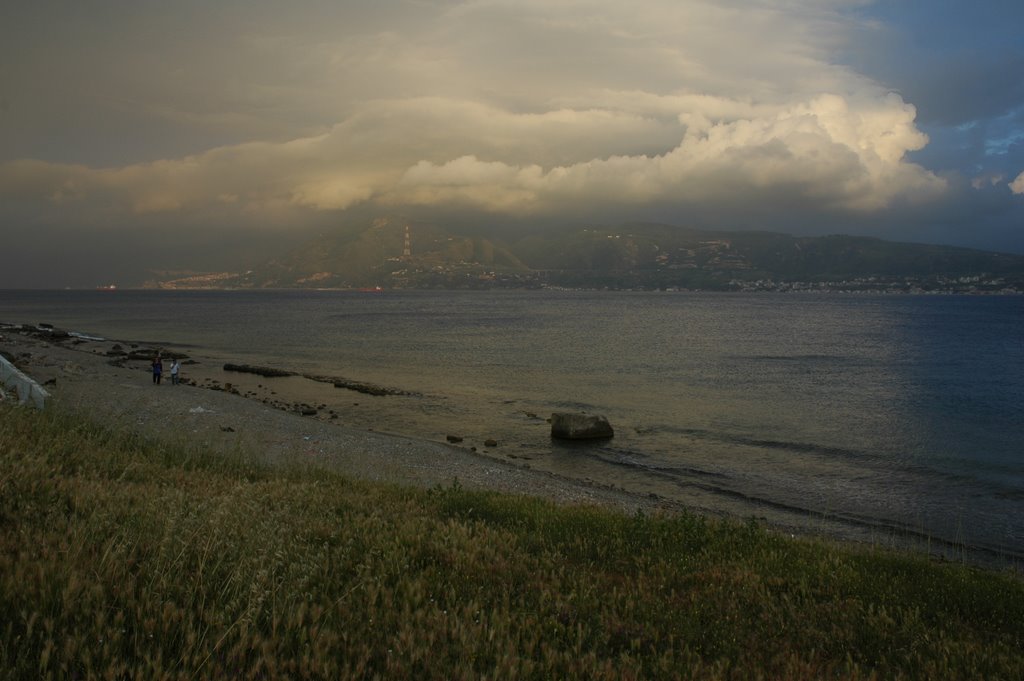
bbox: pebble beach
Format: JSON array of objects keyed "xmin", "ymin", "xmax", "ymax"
[{"xmin": 1, "ymin": 323, "xmax": 672, "ymax": 516}]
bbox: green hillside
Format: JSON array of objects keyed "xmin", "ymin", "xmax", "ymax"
[
  {"xmin": 221, "ymin": 218, "xmax": 529, "ymax": 289},
  {"xmin": 154, "ymin": 220, "xmax": 1024, "ymax": 291}
]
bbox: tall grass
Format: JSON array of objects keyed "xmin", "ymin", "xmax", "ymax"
[{"xmin": 1, "ymin": 401, "xmax": 1022, "ymax": 679}]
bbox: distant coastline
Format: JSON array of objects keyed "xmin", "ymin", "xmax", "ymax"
[
  {"xmin": 53, "ymin": 276, "xmax": 1023, "ymax": 295},
  {"xmin": 129, "ymin": 223, "xmax": 1024, "ymax": 293}
]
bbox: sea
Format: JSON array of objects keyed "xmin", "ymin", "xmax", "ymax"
[{"xmin": 2, "ymin": 289, "xmax": 1022, "ymax": 563}]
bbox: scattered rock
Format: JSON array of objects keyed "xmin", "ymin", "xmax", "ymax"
[
  {"xmin": 220, "ymin": 426, "xmax": 235, "ymax": 432},
  {"xmin": 446, "ymin": 434, "xmax": 464, "ymax": 443},
  {"xmin": 484, "ymin": 438, "xmax": 498, "ymax": 447},
  {"xmin": 331, "ymin": 378, "xmax": 405, "ymax": 396},
  {"xmin": 223, "ymin": 363, "xmax": 295, "ymax": 378},
  {"xmin": 23, "ymin": 324, "xmax": 71, "ymax": 340},
  {"xmin": 550, "ymin": 412, "xmax": 615, "ymax": 440},
  {"xmin": 300, "ymin": 408, "xmax": 318, "ymax": 416}
]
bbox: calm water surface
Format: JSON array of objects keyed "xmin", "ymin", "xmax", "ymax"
[{"xmin": 3, "ymin": 289, "xmax": 1022, "ymax": 560}]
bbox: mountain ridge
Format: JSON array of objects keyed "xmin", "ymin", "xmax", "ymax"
[{"xmin": 147, "ymin": 219, "xmax": 1024, "ymax": 293}]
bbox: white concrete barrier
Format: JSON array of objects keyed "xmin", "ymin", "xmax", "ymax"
[{"xmin": 0, "ymin": 355, "xmax": 50, "ymax": 409}]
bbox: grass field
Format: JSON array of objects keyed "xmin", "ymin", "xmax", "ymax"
[{"xmin": 2, "ymin": 401, "xmax": 1022, "ymax": 679}]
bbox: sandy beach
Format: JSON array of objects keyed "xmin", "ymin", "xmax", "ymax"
[{"xmin": 1, "ymin": 323, "xmax": 675, "ymax": 516}]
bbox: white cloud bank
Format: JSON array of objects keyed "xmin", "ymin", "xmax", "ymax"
[
  {"xmin": 0, "ymin": 91, "xmax": 944, "ymax": 220},
  {"xmin": 1, "ymin": 0, "xmax": 948, "ymax": 231},
  {"xmin": 1011, "ymin": 172, "xmax": 1024, "ymax": 195}
]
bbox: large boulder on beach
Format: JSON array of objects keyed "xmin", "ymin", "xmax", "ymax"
[{"xmin": 550, "ymin": 412, "xmax": 614, "ymax": 440}]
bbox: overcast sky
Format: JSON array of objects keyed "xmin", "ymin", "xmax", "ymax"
[{"xmin": 2, "ymin": 0, "xmax": 1023, "ymax": 287}]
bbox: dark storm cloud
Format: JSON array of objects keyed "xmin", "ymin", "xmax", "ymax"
[{"xmin": 2, "ymin": 0, "xmax": 1023, "ymax": 287}]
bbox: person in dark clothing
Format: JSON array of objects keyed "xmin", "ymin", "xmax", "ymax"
[{"xmin": 152, "ymin": 356, "xmax": 163, "ymax": 385}]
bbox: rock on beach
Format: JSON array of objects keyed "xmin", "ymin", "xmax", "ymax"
[{"xmin": 550, "ymin": 412, "xmax": 614, "ymax": 440}]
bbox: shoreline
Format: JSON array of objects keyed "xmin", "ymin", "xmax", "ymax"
[
  {"xmin": 0, "ymin": 322, "xmax": 677, "ymax": 516},
  {"xmin": 3, "ymin": 321, "xmax": 1021, "ymax": 571}
]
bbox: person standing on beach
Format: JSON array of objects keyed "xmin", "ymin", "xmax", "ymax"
[
  {"xmin": 170, "ymin": 359, "xmax": 180, "ymax": 385},
  {"xmin": 152, "ymin": 356, "xmax": 163, "ymax": 385}
]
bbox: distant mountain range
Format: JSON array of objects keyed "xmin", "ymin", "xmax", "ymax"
[{"xmin": 148, "ymin": 218, "xmax": 1024, "ymax": 293}]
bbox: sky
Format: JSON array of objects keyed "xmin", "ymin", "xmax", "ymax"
[{"xmin": 2, "ymin": 0, "xmax": 1023, "ymax": 287}]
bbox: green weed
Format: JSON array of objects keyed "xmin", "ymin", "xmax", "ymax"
[{"xmin": 1, "ymin": 402, "xmax": 1022, "ymax": 679}]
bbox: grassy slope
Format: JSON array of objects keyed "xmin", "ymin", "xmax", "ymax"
[{"xmin": 1, "ymin": 402, "xmax": 1022, "ymax": 680}]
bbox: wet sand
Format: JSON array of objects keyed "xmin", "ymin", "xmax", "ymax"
[{"xmin": 0, "ymin": 324, "xmax": 676, "ymax": 515}]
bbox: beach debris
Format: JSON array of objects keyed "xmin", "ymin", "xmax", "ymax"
[
  {"xmin": 0, "ymin": 355, "xmax": 50, "ymax": 409},
  {"xmin": 126, "ymin": 349, "xmax": 160, "ymax": 361},
  {"xmin": 550, "ymin": 412, "xmax": 615, "ymax": 440},
  {"xmin": 189, "ymin": 406, "xmax": 213, "ymax": 414}
]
